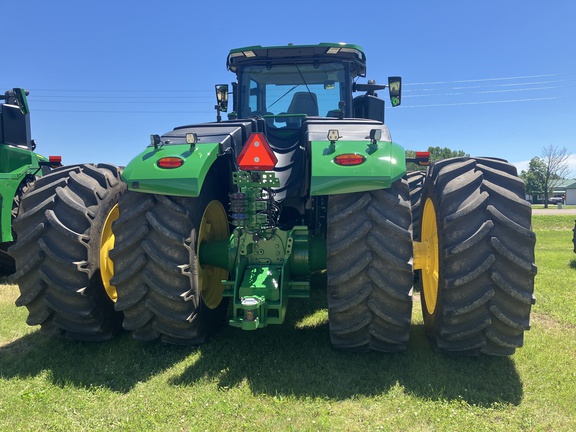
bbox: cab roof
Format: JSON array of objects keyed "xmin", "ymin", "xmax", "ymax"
[{"xmin": 227, "ymin": 42, "xmax": 367, "ymax": 77}]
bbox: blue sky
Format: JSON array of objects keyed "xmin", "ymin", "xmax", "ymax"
[{"xmin": 3, "ymin": 0, "xmax": 575, "ymax": 176}]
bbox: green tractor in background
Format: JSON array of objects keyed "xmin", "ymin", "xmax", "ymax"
[
  {"xmin": 10, "ymin": 43, "xmax": 536, "ymax": 355},
  {"xmin": 0, "ymin": 88, "xmax": 62, "ymax": 275}
]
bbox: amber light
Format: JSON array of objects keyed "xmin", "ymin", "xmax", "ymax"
[
  {"xmin": 157, "ymin": 157, "xmax": 184, "ymax": 168},
  {"xmin": 334, "ymin": 153, "xmax": 366, "ymax": 166}
]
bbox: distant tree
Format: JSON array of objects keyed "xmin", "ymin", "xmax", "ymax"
[
  {"xmin": 406, "ymin": 146, "xmax": 468, "ymax": 171},
  {"xmin": 428, "ymin": 146, "xmax": 468, "ymax": 161},
  {"xmin": 520, "ymin": 157, "xmax": 546, "ymax": 202},
  {"xmin": 541, "ymin": 145, "xmax": 571, "ymax": 208}
]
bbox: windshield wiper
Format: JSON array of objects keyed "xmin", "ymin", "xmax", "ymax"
[
  {"xmin": 296, "ymin": 64, "xmax": 319, "ymax": 113},
  {"xmin": 268, "ymin": 84, "xmax": 299, "ymax": 109}
]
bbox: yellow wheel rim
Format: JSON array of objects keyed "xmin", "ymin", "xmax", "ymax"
[
  {"xmin": 197, "ymin": 200, "xmax": 229, "ymax": 309},
  {"xmin": 421, "ymin": 198, "xmax": 439, "ymax": 315},
  {"xmin": 100, "ymin": 204, "xmax": 119, "ymax": 302}
]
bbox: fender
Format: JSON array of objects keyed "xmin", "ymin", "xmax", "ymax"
[
  {"xmin": 122, "ymin": 120, "xmax": 256, "ymax": 197},
  {"xmin": 308, "ymin": 122, "xmax": 406, "ymax": 196},
  {"xmin": 121, "ymin": 142, "xmax": 220, "ymax": 197},
  {"xmin": 0, "ymin": 146, "xmax": 43, "ymax": 242}
]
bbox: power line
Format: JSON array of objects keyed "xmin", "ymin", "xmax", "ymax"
[
  {"xmin": 34, "ymin": 109, "xmax": 214, "ymax": 114},
  {"xmin": 405, "ymin": 73, "xmax": 576, "ymax": 86},
  {"xmin": 23, "ymin": 72, "xmax": 576, "ymax": 95},
  {"xmin": 32, "ymin": 100, "xmax": 213, "ymax": 104},
  {"xmin": 17, "ymin": 72, "xmax": 575, "ymax": 113},
  {"xmin": 404, "ymin": 78, "xmax": 576, "ymax": 93},
  {"xmin": 31, "ymin": 95, "xmax": 212, "ymax": 100},
  {"xmin": 400, "ymin": 95, "xmax": 576, "ymax": 108},
  {"xmin": 405, "ymin": 84, "xmax": 576, "ymax": 99},
  {"xmin": 26, "ymin": 88, "xmax": 214, "ymax": 93}
]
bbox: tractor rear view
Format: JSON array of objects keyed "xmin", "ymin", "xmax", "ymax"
[{"xmin": 11, "ymin": 43, "xmax": 536, "ymax": 356}]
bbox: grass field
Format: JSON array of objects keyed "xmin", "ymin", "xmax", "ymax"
[{"xmin": 1, "ymin": 215, "xmax": 575, "ymax": 431}]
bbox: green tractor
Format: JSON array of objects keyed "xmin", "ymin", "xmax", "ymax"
[
  {"xmin": 0, "ymin": 88, "xmax": 62, "ymax": 275},
  {"xmin": 10, "ymin": 43, "xmax": 536, "ymax": 355}
]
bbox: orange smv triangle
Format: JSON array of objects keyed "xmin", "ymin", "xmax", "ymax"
[{"xmin": 236, "ymin": 132, "xmax": 278, "ymax": 171}]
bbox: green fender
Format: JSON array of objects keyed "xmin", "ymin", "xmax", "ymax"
[
  {"xmin": 310, "ymin": 138, "xmax": 407, "ymax": 195},
  {"xmin": 0, "ymin": 146, "xmax": 44, "ymax": 242},
  {"xmin": 121, "ymin": 143, "xmax": 220, "ymax": 197}
]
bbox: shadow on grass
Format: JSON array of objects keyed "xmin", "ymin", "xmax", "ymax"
[
  {"xmin": 0, "ymin": 330, "xmax": 195, "ymax": 393},
  {"xmin": 1, "ymin": 283, "xmax": 522, "ymax": 405},
  {"xmin": 570, "ymin": 259, "xmax": 576, "ymax": 269},
  {"xmin": 170, "ymin": 285, "xmax": 523, "ymax": 407},
  {"xmin": 169, "ymin": 323, "xmax": 522, "ymax": 407}
]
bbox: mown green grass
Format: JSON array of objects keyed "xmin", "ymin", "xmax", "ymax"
[{"xmin": 1, "ymin": 215, "xmax": 575, "ymax": 431}]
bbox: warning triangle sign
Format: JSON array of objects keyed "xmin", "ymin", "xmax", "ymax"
[{"xmin": 236, "ymin": 133, "xmax": 278, "ymax": 171}]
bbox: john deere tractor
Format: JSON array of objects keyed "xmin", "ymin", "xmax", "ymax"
[
  {"xmin": 10, "ymin": 43, "xmax": 536, "ymax": 355},
  {"xmin": 0, "ymin": 88, "xmax": 63, "ymax": 275}
]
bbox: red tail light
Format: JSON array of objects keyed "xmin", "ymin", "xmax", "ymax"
[
  {"xmin": 334, "ymin": 153, "xmax": 366, "ymax": 166},
  {"xmin": 415, "ymin": 151, "xmax": 431, "ymax": 166},
  {"xmin": 157, "ymin": 157, "xmax": 184, "ymax": 168}
]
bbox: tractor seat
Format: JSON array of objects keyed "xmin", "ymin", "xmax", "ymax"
[{"xmin": 287, "ymin": 92, "xmax": 319, "ymax": 117}]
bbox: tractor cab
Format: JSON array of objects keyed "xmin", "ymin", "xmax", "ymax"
[
  {"xmin": 213, "ymin": 44, "xmax": 403, "ymax": 204},
  {"xmin": 222, "ymin": 43, "xmax": 401, "ymax": 126},
  {"xmin": 0, "ymin": 88, "xmax": 33, "ymax": 149}
]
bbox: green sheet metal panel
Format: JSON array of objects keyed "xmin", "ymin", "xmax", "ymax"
[
  {"xmin": 310, "ymin": 139, "xmax": 406, "ymax": 196},
  {"xmin": 121, "ymin": 143, "xmax": 220, "ymax": 197}
]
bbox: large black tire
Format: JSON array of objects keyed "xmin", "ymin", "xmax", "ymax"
[
  {"xmin": 405, "ymin": 170, "xmax": 426, "ymax": 242},
  {"xmin": 326, "ymin": 179, "xmax": 413, "ymax": 352},
  {"xmin": 417, "ymin": 157, "xmax": 536, "ymax": 355},
  {"xmin": 109, "ymin": 175, "xmax": 229, "ymax": 345},
  {"xmin": 8, "ymin": 164, "xmax": 126, "ymax": 340}
]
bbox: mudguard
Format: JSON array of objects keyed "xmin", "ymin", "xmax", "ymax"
[
  {"xmin": 0, "ymin": 146, "xmax": 44, "ymax": 242},
  {"xmin": 307, "ymin": 121, "xmax": 406, "ymax": 196},
  {"xmin": 121, "ymin": 142, "xmax": 220, "ymax": 197},
  {"xmin": 122, "ymin": 121, "xmax": 256, "ymax": 197}
]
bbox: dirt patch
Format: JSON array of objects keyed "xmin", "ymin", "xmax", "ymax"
[
  {"xmin": 533, "ymin": 209, "xmax": 576, "ymax": 215},
  {"xmin": 531, "ymin": 312, "xmax": 576, "ymax": 331}
]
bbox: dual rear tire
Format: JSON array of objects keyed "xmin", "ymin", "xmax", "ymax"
[
  {"xmin": 10, "ymin": 163, "xmax": 230, "ymax": 344},
  {"xmin": 9, "ymin": 164, "xmax": 126, "ymax": 340},
  {"xmin": 326, "ymin": 179, "xmax": 414, "ymax": 352},
  {"xmin": 105, "ymin": 173, "xmax": 230, "ymax": 344},
  {"xmin": 416, "ymin": 157, "xmax": 536, "ymax": 355},
  {"xmin": 326, "ymin": 157, "xmax": 536, "ymax": 356}
]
